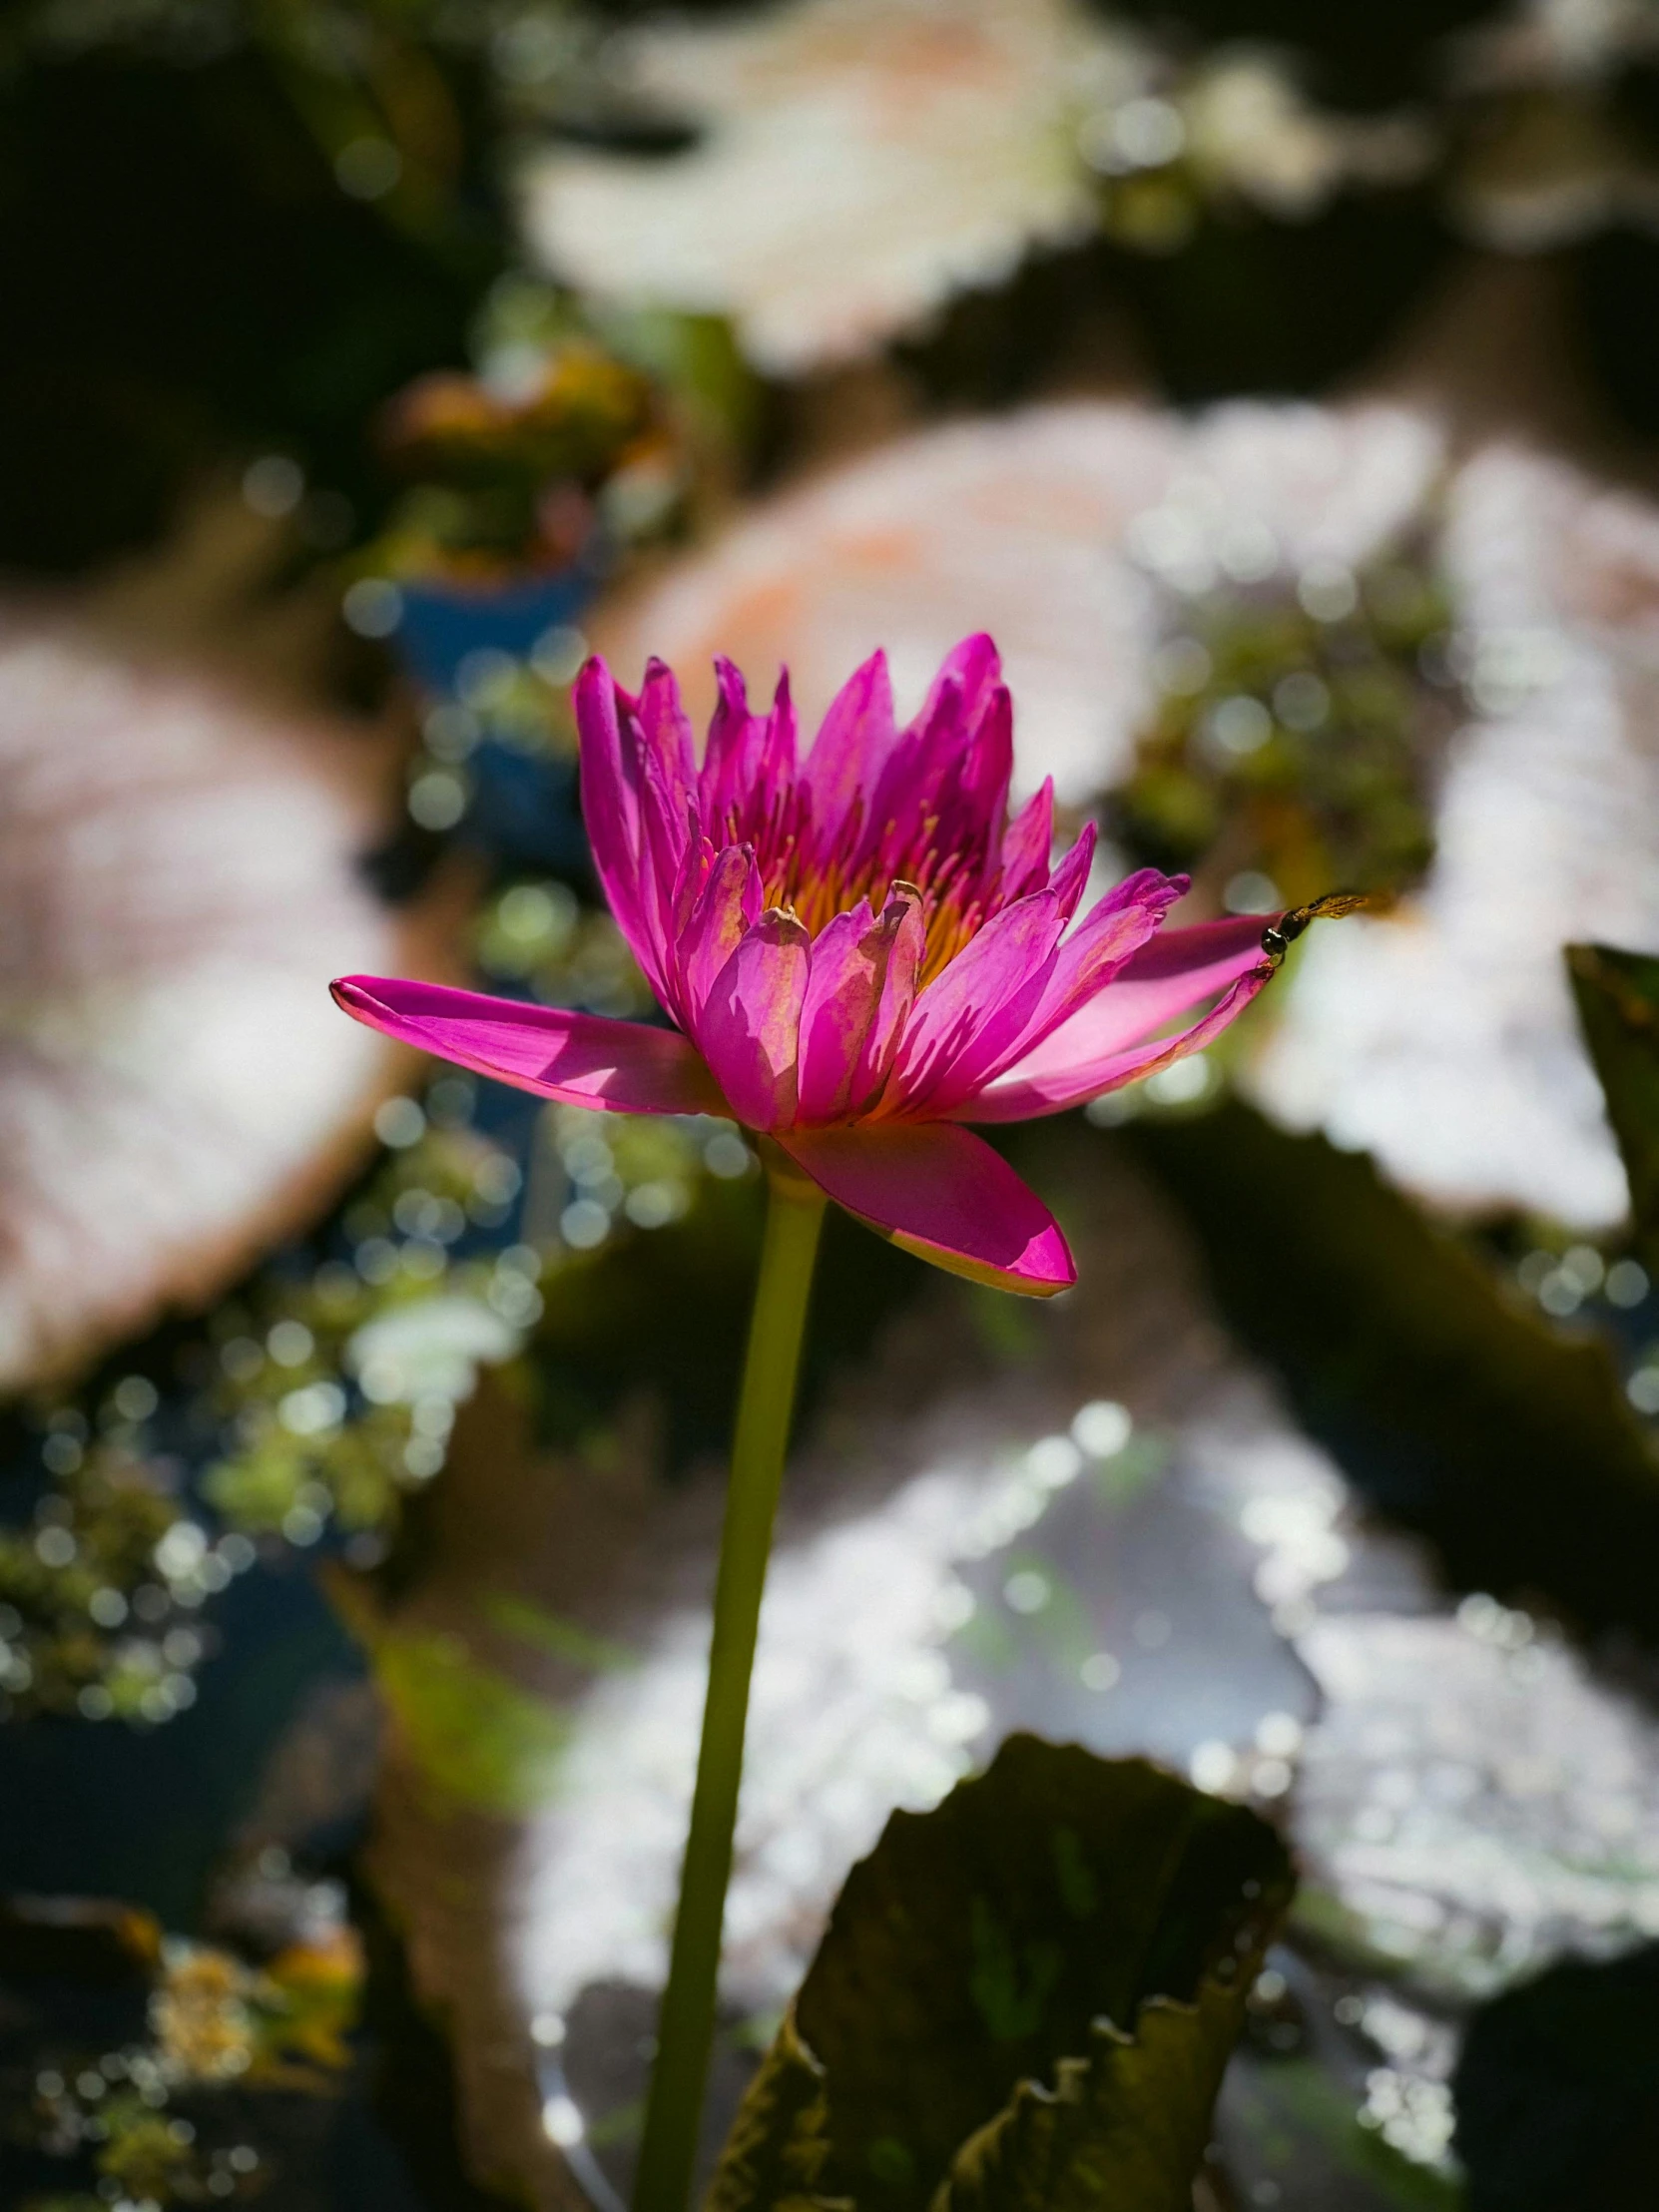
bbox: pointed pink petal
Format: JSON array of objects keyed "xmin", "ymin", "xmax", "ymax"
[
  {"xmin": 908, "ymin": 633, "xmax": 1001, "ymax": 737},
  {"xmin": 699, "ymin": 657, "xmax": 763, "ymax": 831},
  {"xmin": 958, "ymin": 915, "xmax": 1276, "ymax": 1122},
  {"xmin": 679, "ymin": 842, "xmax": 764, "ymax": 1013},
  {"xmin": 638, "ymin": 658, "xmax": 697, "ymax": 812},
  {"xmin": 778, "ymin": 1122, "xmax": 1074, "ymax": 1298},
  {"xmin": 1017, "ymin": 912, "xmax": 1270, "ymax": 1067},
  {"xmin": 999, "ymin": 865, "xmax": 1186, "ymax": 1064},
  {"xmin": 575, "ymin": 658, "xmax": 665, "ymax": 994},
  {"xmin": 794, "ymin": 899, "xmax": 877, "ymax": 1125},
  {"xmin": 854, "ymin": 638, "xmax": 1004, "ymax": 883},
  {"xmin": 925, "ymin": 864, "xmax": 1178, "ymax": 1110},
  {"xmin": 1044, "ymin": 821, "xmax": 1099, "ymax": 922},
  {"xmin": 890, "ymin": 889, "xmax": 1069, "ymax": 1112},
  {"xmin": 759, "ymin": 667, "xmax": 799, "ymax": 794},
  {"xmin": 330, "ymin": 976, "xmax": 724, "ymax": 1115},
  {"xmin": 796, "ymin": 887, "xmax": 923, "ymax": 1123},
  {"xmin": 999, "ymin": 780, "xmax": 1055, "ymax": 903},
  {"xmin": 696, "ymin": 910, "xmax": 811, "ymax": 1131},
  {"xmin": 634, "ymin": 724, "xmax": 696, "ymax": 980},
  {"xmin": 849, "ymin": 887, "xmax": 926, "ymax": 1115},
  {"xmin": 670, "ymin": 828, "xmax": 716, "ymax": 944},
  {"xmin": 956, "ymin": 681, "xmax": 1014, "ymax": 861},
  {"xmin": 800, "ymin": 648, "xmax": 895, "ymax": 834}
]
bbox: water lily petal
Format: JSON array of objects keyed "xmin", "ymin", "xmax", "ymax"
[
  {"xmin": 635, "ymin": 713, "xmax": 698, "ymax": 977},
  {"xmin": 857, "ymin": 640, "xmax": 1002, "ymax": 884},
  {"xmin": 848, "ymin": 886, "xmax": 926, "ymax": 1115},
  {"xmin": 698, "ymin": 656, "xmax": 760, "ymax": 832},
  {"xmin": 678, "ymin": 841, "xmax": 765, "ymax": 1013},
  {"xmin": 958, "ymin": 916, "xmax": 1275, "ymax": 1121},
  {"xmin": 1001, "ymin": 865, "xmax": 1186, "ymax": 1064},
  {"xmin": 697, "ymin": 909, "xmax": 812, "ymax": 1130},
  {"xmin": 956, "ymin": 680, "xmax": 1014, "ymax": 867},
  {"xmin": 330, "ymin": 975, "xmax": 724, "ymax": 1115},
  {"xmin": 800, "ymin": 647, "xmax": 895, "ymax": 837},
  {"xmin": 575, "ymin": 658, "xmax": 666, "ymax": 995},
  {"xmin": 796, "ymin": 888, "xmax": 923, "ymax": 1122},
  {"xmin": 759, "ymin": 667, "xmax": 799, "ymax": 796},
  {"xmin": 1043, "ymin": 819, "xmax": 1099, "ymax": 922},
  {"xmin": 999, "ymin": 778, "xmax": 1055, "ymax": 903},
  {"xmin": 891, "ymin": 887, "xmax": 1069, "ymax": 1110},
  {"xmin": 909, "ymin": 630, "xmax": 1002, "ymax": 737},
  {"xmin": 670, "ymin": 828, "xmax": 715, "ymax": 942},
  {"xmin": 638, "ymin": 657, "xmax": 697, "ymax": 814},
  {"xmin": 778, "ymin": 1122, "xmax": 1074, "ymax": 1297}
]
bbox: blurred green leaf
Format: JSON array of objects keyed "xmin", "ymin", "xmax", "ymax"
[
  {"xmin": 709, "ymin": 1735, "xmax": 1292, "ymax": 2212},
  {"xmin": 1568, "ymin": 941, "xmax": 1659, "ymax": 1272},
  {"xmin": 368, "ymin": 1623, "xmax": 567, "ymax": 1816},
  {"xmin": 482, "ymin": 1591, "xmax": 634, "ymax": 1673},
  {"xmin": 1125, "ymin": 1102, "xmax": 1659, "ymax": 1637}
]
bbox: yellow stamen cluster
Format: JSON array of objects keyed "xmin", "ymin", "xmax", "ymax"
[{"xmin": 749, "ymin": 810, "xmax": 991, "ymax": 986}]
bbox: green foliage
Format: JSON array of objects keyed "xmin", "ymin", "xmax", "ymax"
[
  {"xmin": 369, "ymin": 1624, "xmax": 568, "ymax": 1816},
  {"xmin": 483, "ymin": 1591, "xmax": 634, "ymax": 1672},
  {"xmin": 1114, "ymin": 532, "xmax": 1451, "ymax": 908},
  {"xmin": 1568, "ymin": 941, "xmax": 1659, "ymax": 1273},
  {"xmin": 0, "ymin": 1452, "xmax": 220, "ymax": 1722},
  {"xmin": 1125, "ymin": 1101, "xmax": 1659, "ymax": 1636},
  {"xmin": 708, "ymin": 1735, "xmax": 1292, "ymax": 2212},
  {"xmin": 201, "ymin": 1113, "xmax": 543, "ymax": 1544},
  {"xmin": 9, "ymin": 1913, "xmax": 358, "ymax": 2208}
]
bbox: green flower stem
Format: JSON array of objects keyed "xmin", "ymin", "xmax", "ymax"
[{"xmin": 632, "ymin": 1144, "xmax": 828, "ymax": 2212}]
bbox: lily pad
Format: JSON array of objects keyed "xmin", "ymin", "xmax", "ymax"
[
  {"xmin": 708, "ymin": 1734, "xmax": 1293, "ymax": 2212},
  {"xmin": 1124, "ymin": 1102, "xmax": 1659, "ymax": 1637},
  {"xmin": 1567, "ymin": 941, "xmax": 1659, "ymax": 1271}
]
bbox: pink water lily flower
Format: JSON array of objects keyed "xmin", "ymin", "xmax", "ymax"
[{"xmin": 333, "ymin": 637, "xmax": 1296, "ymax": 1295}]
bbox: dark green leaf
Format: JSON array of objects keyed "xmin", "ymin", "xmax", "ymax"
[
  {"xmin": 1123, "ymin": 1101, "xmax": 1659, "ymax": 1639},
  {"xmin": 708, "ymin": 1735, "xmax": 1293, "ymax": 2212},
  {"xmin": 1568, "ymin": 941, "xmax": 1659, "ymax": 1272},
  {"xmin": 531, "ymin": 1173, "xmax": 919, "ymax": 1470},
  {"xmin": 1454, "ymin": 1942, "xmax": 1659, "ymax": 2211}
]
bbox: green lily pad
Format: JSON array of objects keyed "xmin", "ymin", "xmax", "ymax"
[
  {"xmin": 708, "ymin": 1734, "xmax": 1293, "ymax": 2212},
  {"xmin": 1568, "ymin": 941, "xmax": 1659, "ymax": 1271},
  {"xmin": 1124, "ymin": 1101, "xmax": 1659, "ymax": 1636}
]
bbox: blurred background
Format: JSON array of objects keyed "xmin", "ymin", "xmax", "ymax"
[{"xmin": 2, "ymin": 1, "xmax": 1659, "ymax": 2207}]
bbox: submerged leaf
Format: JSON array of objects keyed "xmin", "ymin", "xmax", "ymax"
[
  {"xmin": 1567, "ymin": 941, "xmax": 1659, "ymax": 1271},
  {"xmin": 708, "ymin": 1734, "xmax": 1293, "ymax": 2212}
]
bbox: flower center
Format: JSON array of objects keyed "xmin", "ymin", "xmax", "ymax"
[{"xmin": 718, "ymin": 788, "xmax": 996, "ymax": 985}]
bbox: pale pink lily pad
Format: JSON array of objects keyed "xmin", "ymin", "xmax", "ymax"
[
  {"xmin": 0, "ymin": 618, "xmax": 444, "ymax": 1388},
  {"xmin": 519, "ymin": 0, "xmax": 1143, "ymax": 376},
  {"xmin": 593, "ymin": 400, "xmax": 1439, "ymax": 808}
]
